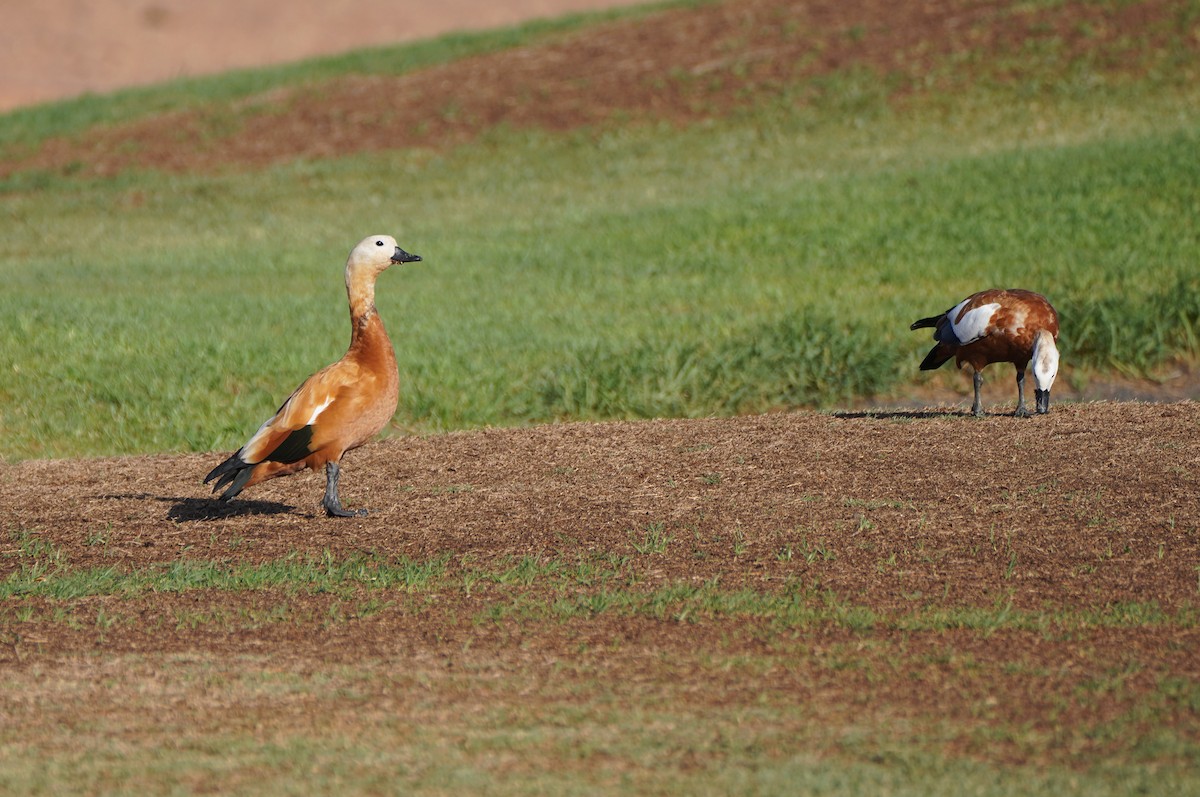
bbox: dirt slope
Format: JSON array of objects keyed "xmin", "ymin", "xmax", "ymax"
[
  {"xmin": 3, "ymin": 0, "xmax": 1192, "ymax": 177},
  {"xmin": 0, "ymin": 0, "xmax": 651, "ymax": 111}
]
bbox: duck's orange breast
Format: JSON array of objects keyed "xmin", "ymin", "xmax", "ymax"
[
  {"xmin": 308, "ymin": 312, "xmax": 399, "ymax": 456},
  {"xmin": 235, "ymin": 311, "xmax": 398, "ymax": 474}
]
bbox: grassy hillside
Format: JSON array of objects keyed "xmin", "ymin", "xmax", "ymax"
[{"xmin": 1, "ymin": 0, "xmax": 1198, "ymax": 460}]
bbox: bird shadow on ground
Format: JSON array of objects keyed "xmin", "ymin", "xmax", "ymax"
[
  {"xmin": 830, "ymin": 409, "xmax": 974, "ymax": 421},
  {"xmin": 166, "ymin": 497, "xmax": 299, "ymax": 521},
  {"xmin": 99, "ymin": 493, "xmax": 300, "ymax": 521}
]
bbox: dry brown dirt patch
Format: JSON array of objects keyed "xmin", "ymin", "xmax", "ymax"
[
  {"xmin": 2, "ymin": 403, "xmax": 1199, "ymax": 774},
  {"xmin": 2, "ymin": 402, "xmax": 1197, "ymax": 635}
]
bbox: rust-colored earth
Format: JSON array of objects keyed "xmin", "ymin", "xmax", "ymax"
[
  {"xmin": 3, "ymin": 0, "xmax": 1198, "ymax": 783},
  {"xmin": 0, "ymin": 0, "xmax": 652, "ymax": 112},
  {"xmin": 3, "ymin": 0, "xmax": 1193, "ymax": 178}
]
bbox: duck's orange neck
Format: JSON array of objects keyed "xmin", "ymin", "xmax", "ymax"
[
  {"xmin": 346, "ymin": 268, "xmax": 380, "ymax": 331},
  {"xmin": 346, "ymin": 271, "xmax": 398, "ymax": 372},
  {"xmin": 348, "ymin": 298, "xmax": 397, "ymax": 391}
]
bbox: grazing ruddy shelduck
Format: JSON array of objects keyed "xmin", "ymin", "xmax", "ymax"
[
  {"xmin": 205, "ymin": 235, "xmax": 421, "ymax": 517},
  {"xmin": 910, "ymin": 288, "xmax": 1060, "ymax": 418}
]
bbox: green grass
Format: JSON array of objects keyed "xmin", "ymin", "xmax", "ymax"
[
  {"xmin": 3, "ymin": 103, "xmax": 1197, "ymax": 460},
  {"xmin": 1, "ymin": 3, "xmax": 1199, "ymax": 461}
]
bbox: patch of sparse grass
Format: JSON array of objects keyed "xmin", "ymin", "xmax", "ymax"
[
  {"xmin": 5, "ymin": 541, "xmax": 1196, "ymax": 636},
  {"xmin": 3, "ymin": 542, "xmax": 1198, "ymax": 794},
  {"xmin": 0, "ymin": 647, "xmax": 1195, "ymax": 797},
  {"xmin": 0, "ymin": 550, "xmax": 450, "ymax": 599}
]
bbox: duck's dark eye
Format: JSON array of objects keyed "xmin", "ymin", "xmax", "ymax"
[{"xmin": 375, "ymin": 240, "xmax": 384, "ymax": 246}]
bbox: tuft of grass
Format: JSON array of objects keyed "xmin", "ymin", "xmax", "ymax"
[
  {"xmin": 531, "ymin": 311, "xmax": 906, "ymax": 420},
  {"xmin": 1061, "ymin": 274, "xmax": 1200, "ymax": 373},
  {"xmin": 629, "ymin": 522, "xmax": 674, "ymax": 555}
]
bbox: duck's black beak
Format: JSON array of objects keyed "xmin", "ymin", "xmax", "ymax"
[
  {"xmin": 392, "ymin": 246, "xmax": 422, "ymax": 264},
  {"xmin": 1035, "ymin": 389, "xmax": 1051, "ymax": 414}
]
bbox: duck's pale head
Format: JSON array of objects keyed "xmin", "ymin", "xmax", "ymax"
[
  {"xmin": 346, "ymin": 234, "xmax": 421, "ymax": 278},
  {"xmin": 343, "ymin": 234, "xmax": 422, "ymax": 320},
  {"xmin": 1032, "ymin": 329, "xmax": 1059, "ymax": 414}
]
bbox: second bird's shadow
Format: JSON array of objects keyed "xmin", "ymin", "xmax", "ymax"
[{"xmin": 830, "ymin": 409, "xmax": 975, "ymax": 421}]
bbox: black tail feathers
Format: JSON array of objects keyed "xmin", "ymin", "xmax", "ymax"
[
  {"xmin": 918, "ymin": 345, "xmax": 955, "ymax": 371},
  {"xmin": 204, "ymin": 453, "xmax": 254, "ymax": 501},
  {"xmin": 909, "ymin": 314, "xmax": 942, "ymax": 331},
  {"xmin": 912, "ymin": 311, "xmax": 953, "ymax": 369}
]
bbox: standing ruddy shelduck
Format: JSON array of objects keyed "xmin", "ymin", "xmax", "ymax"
[
  {"xmin": 205, "ymin": 235, "xmax": 421, "ymax": 516},
  {"xmin": 910, "ymin": 288, "xmax": 1060, "ymax": 417}
]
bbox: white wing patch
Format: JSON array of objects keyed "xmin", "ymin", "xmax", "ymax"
[
  {"xmin": 236, "ymin": 390, "xmax": 335, "ymax": 464},
  {"xmin": 305, "ymin": 395, "xmax": 336, "ymax": 426},
  {"xmin": 949, "ymin": 301, "xmax": 1000, "ymax": 346}
]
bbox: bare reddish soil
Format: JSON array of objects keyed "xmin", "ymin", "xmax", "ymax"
[
  {"xmin": 0, "ymin": 0, "xmax": 652, "ymax": 111},
  {"xmin": 8, "ymin": 401, "xmax": 1200, "ymax": 608},
  {"xmin": 6, "ymin": 404, "xmax": 1199, "ymax": 613},
  {"xmin": 2, "ymin": 0, "xmax": 1192, "ymax": 178}
]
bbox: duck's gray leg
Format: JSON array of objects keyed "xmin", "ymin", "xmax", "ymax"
[
  {"xmin": 1014, "ymin": 368, "xmax": 1031, "ymax": 418},
  {"xmin": 323, "ymin": 461, "xmax": 367, "ymax": 518}
]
